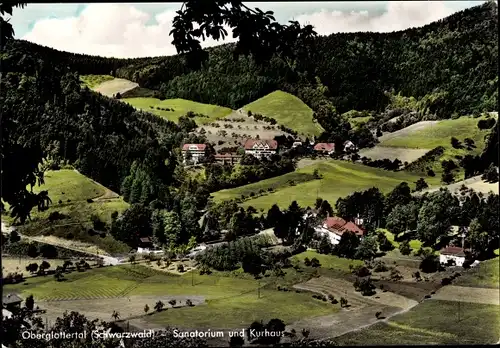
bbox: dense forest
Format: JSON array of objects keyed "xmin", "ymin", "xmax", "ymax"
[{"xmin": 6, "ymin": 2, "xmax": 498, "ymax": 117}]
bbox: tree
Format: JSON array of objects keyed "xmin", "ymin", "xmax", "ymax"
[
  {"xmin": 168, "ymin": 299, "xmax": 177, "ymax": 308},
  {"xmin": 39, "ymin": 261, "xmax": 51, "ymax": 273},
  {"xmin": 340, "ymin": 297, "xmax": 348, "ymax": 308},
  {"xmin": 377, "ymin": 232, "xmax": 395, "ymax": 252},
  {"xmin": 27, "ymin": 243, "xmax": 39, "ymax": 258},
  {"xmin": 310, "ymin": 258, "xmax": 321, "ymax": 268},
  {"xmin": 144, "ymin": 304, "xmax": 150, "ymax": 315},
  {"xmin": 419, "ymin": 254, "xmax": 440, "ymax": 273},
  {"xmin": 399, "ymin": 240, "xmax": 411, "ymax": 255},
  {"xmin": 26, "ymin": 263, "xmax": 38, "ymax": 274},
  {"xmin": 385, "ymin": 182, "xmax": 412, "ymax": 215},
  {"xmin": 265, "ymin": 318, "xmax": 286, "ymax": 345},
  {"xmin": 154, "ymin": 300, "xmax": 165, "ymax": 312},
  {"xmin": 318, "ymin": 235, "xmax": 333, "ymax": 254},
  {"xmin": 317, "ymin": 200, "xmax": 333, "ymax": 219},
  {"xmin": 9, "ymin": 230, "xmax": 20, "ymax": 243},
  {"xmin": 442, "ymin": 170, "xmax": 455, "ymax": 184},
  {"xmin": 415, "ymin": 178, "xmax": 429, "ymax": 192},
  {"xmin": 450, "ymin": 137, "xmax": 462, "ymax": 149},
  {"xmin": 386, "ymin": 202, "xmax": 419, "ymax": 236},
  {"xmin": 355, "ymin": 235, "xmax": 378, "ymax": 261},
  {"xmin": 467, "ymin": 218, "xmax": 489, "ymax": 257},
  {"xmin": 170, "ymin": 1, "xmax": 317, "ymax": 69},
  {"xmin": 25, "ymin": 295, "xmax": 34, "ymax": 311},
  {"xmin": 111, "ymin": 310, "xmax": 120, "ymax": 321},
  {"xmin": 482, "ymin": 164, "xmax": 499, "ymax": 183},
  {"xmin": 266, "ymin": 204, "xmax": 283, "ymax": 229},
  {"xmin": 333, "ymin": 231, "xmax": 360, "ymax": 259}
]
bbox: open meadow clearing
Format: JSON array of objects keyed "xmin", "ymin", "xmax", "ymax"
[
  {"xmin": 454, "ymin": 257, "xmax": 499, "ymax": 289},
  {"xmin": 335, "ymin": 300, "xmax": 500, "ymax": 345},
  {"xmin": 214, "ymin": 160, "xmax": 436, "ymax": 211},
  {"xmin": 242, "ymin": 90, "xmax": 324, "ymax": 137},
  {"xmin": 123, "ymin": 97, "xmax": 232, "ymax": 124},
  {"xmin": 1, "ymin": 169, "xmax": 130, "ymax": 255},
  {"xmin": 1, "ymin": 257, "xmax": 67, "ymax": 276},
  {"xmin": 377, "ymin": 116, "xmax": 495, "ymax": 176},
  {"xmin": 359, "ymin": 146, "xmax": 429, "ymax": 163},
  {"xmin": 93, "ymin": 78, "xmax": 139, "ymax": 97},
  {"xmin": 4, "ymin": 263, "xmax": 338, "ymax": 330},
  {"xmin": 79, "ymin": 74, "xmax": 114, "ymax": 89}
]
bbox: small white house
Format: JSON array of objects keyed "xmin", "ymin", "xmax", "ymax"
[
  {"xmin": 343, "ymin": 140, "xmax": 357, "ymax": 152},
  {"xmin": 292, "ymin": 141, "xmax": 302, "ymax": 148},
  {"xmin": 439, "ymin": 246, "xmax": 467, "ymax": 267}
]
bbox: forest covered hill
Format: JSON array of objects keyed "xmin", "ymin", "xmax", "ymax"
[{"xmin": 5, "ymin": 2, "xmax": 497, "ymax": 117}]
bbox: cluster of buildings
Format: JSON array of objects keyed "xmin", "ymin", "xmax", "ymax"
[
  {"xmin": 181, "ymin": 138, "xmax": 357, "ymax": 165},
  {"xmin": 313, "ymin": 214, "xmax": 366, "ymax": 245}
]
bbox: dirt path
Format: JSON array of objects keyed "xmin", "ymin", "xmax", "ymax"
[
  {"xmin": 288, "ymin": 276, "xmax": 419, "ymax": 340},
  {"xmin": 431, "ymin": 285, "xmax": 499, "ymax": 305}
]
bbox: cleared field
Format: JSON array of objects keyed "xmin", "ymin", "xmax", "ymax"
[
  {"xmin": 212, "ymin": 171, "xmax": 317, "ymax": 202},
  {"xmin": 80, "ymin": 74, "xmax": 114, "ymax": 89},
  {"xmin": 380, "ymin": 229, "xmax": 422, "ymax": 251},
  {"xmin": 349, "ymin": 116, "xmax": 373, "ymax": 128},
  {"xmin": 359, "ymin": 147, "xmax": 429, "ymax": 163},
  {"xmin": 455, "ymin": 257, "xmax": 499, "ymax": 289},
  {"xmin": 1, "ymin": 169, "xmax": 130, "ymax": 254},
  {"xmin": 123, "ymin": 97, "xmax": 232, "ymax": 124},
  {"xmin": 242, "ymin": 90, "xmax": 324, "ymax": 137},
  {"xmin": 94, "ymin": 78, "xmax": 139, "ymax": 97},
  {"xmin": 1, "ymin": 257, "xmax": 67, "ymax": 276},
  {"xmin": 432, "ymin": 285, "xmax": 499, "ymax": 305},
  {"xmin": 292, "ymin": 250, "xmax": 363, "ymax": 272},
  {"xmin": 416, "ymin": 174, "xmax": 499, "ymax": 196},
  {"xmin": 336, "ymin": 300, "xmax": 500, "ymax": 345},
  {"xmin": 377, "ymin": 116, "xmax": 494, "ymax": 177},
  {"xmin": 5, "ymin": 264, "xmax": 336, "ymax": 330},
  {"xmin": 217, "ymin": 160, "xmax": 435, "ymax": 211}
]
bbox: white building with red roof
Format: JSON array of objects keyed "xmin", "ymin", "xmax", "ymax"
[
  {"xmin": 314, "ymin": 143, "xmax": 335, "ymax": 155},
  {"xmin": 314, "ymin": 215, "xmax": 365, "ymax": 245},
  {"xmin": 439, "ymin": 246, "xmax": 467, "ymax": 267},
  {"xmin": 244, "ymin": 139, "xmax": 278, "ymax": 158},
  {"xmin": 182, "ymin": 143, "xmax": 207, "ymax": 164}
]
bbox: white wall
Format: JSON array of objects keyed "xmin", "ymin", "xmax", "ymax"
[
  {"xmin": 439, "ymin": 254, "xmax": 465, "ymax": 267},
  {"xmin": 314, "ymin": 227, "xmax": 341, "ymax": 245}
]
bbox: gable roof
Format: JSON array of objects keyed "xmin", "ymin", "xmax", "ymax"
[
  {"xmin": 182, "ymin": 144, "xmax": 207, "ymax": 151},
  {"xmin": 323, "ymin": 216, "xmax": 365, "ymax": 237},
  {"xmin": 244, "ymin": 139, "xmax": 278, "ymax": 150},
  {"xmin": 314, "ymin": 143, "xmax": 335, "ymax": 152},
  {"xmin": 440, "ymin": 246, "xmax": 466, "ymax": 257},
  {"xmin": 2, "ymin": 294, "xmax": 23, "ymax": 304},
  {"xmin": 139, "ymin": 237, "xmax": 152, "ymax": 244}
]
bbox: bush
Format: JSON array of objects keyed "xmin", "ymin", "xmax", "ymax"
[
  {"xmin": 373, "ymin": 261, "xmax": 388, "ymax": 272},
  {"xmin": 177, "ymin": 264, "xmax": 185, "ymax": 272},
  {"xmin": 304, "ymin": 257, "xmax": 312, "ymax": 266},
  {"xmin": 310, "ymin": 258, "xmax": 321, "ymax": 268},
  {"xmin": 353, "ymin": 265, "xmax": 371, "ymax": 277},
  {"xmin": 441, "ymin": 277, "xmax": 452, "ymax": 286}
]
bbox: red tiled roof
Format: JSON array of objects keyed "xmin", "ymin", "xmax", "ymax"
[
  {"xmin": 182, "ymin": 144, "xmax": 207, "ymax": 151},
  {"xmin": 323, "ymin": 216, "xmax": 365, "ymax": 237},
  {"xmin": 214, "ymin": 153, "xmax": 242, "ymax": 158},
  {"xmin": 440, "ymin": 246, "xmax": 466, "ymax": 256},
  {"xmin": 314, "ymin": 143, "xmax": 335, "ymax": 152},
  {"xmin": 341, "ymin": 221, "xmax": 365, "ymax": 236},
  {"xmin": 244, "ymin": 139, "xmax": 278, "ymax": 150}
]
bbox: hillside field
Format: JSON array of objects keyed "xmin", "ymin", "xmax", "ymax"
[
  {"xmin": 377, "ymin": 116, "xmax": 495, "ymax": 176},
  {"xmin": 212, "ymin": 160, "xmax": 438, "ymax": 211},
  {"xmin": 79, "ymin": 74, "xmax": 114, "ymax": 88},
  {"xmin": 242, "ymin": 90, "xmax": 324, "ymax": 137},
  {"xmin": 1, "ymin": 169, "xmax": 130, "ymax": 254},
  {"xmin": 123, "ymin": 97, "xmax": 233, "ymax": 124},
  {"xmin": 4, "ymin": 263, "xmax": 337, "ymax": 329}
]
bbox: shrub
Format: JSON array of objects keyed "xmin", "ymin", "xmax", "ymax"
[
  {"xmin": 310, "ymin": 258, "xmax": 321, "ymax": 268},
  {"xmin": 304, "ymin": 257, "xmax": 312, "ymax": 266}
]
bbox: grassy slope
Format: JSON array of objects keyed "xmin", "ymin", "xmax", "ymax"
[
  {"xmin": 79, "ymin": 75, "xmax": 114, "ymax": 88},
  {"xmin": 242, "ymin": 90, "xmax": 324, "ymax": 137},
  {"xmin": 5, "ymin": 264, "xmax": 337, "ymax": 328},
  {"xmin": 213, "ymin": 160, "xmax": 439, "ymax": 211},
  {"xmin": 292, "ymin": 251, "xmax": 363, "ymax": 271},
  {"xmin": 380, "ymin": 229, "xmax": 423, "ymax": 251},
  {"xmin": 379, "ymin": 116, "xmax": 494, "ymax": 176},
  {"xmin": 123, "ymin": 97, "xmax": 233, "ymax": 124},
  {"xmin": 1, "ymin": 169, "xmax": 129, "ymax": 254},
  {"xmin": 454, "ymin": 257, "xmax": 499, "ymax": 288},
  {"xmin": 336, "ymin": 300, "xmax": 499, "ymax": 345}
]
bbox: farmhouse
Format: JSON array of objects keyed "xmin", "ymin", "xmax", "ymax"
[
  {"xmin": 2, "ymin": 294, "xmax": 22, "ymax": 312},
  {"xmin": 182, "ymin": 144, "xmax": 206, "ymax": 164},
  {"xmin": 314, "ymin": 143, "xmax": 335, "ymax": 155},
  {"xmin": 343, "ymin": 140, "xmax": 357, "ymax": 152},
  {"xmin": 439, "ymin": 246, "xmax": 467, "ymax": 267},
  {"xmin": 137, "ymin": 237, "xmax": 162, "ymax": 254},
  {"xmin": 314, "ymin": 216, "xmax": 365, "ymax": 245},
  {"xmin": 214, "ymin": 153, "xmax": 242, "ymax": 165},
  {"xmin": 244, "ymin": 139, "xmax": 278, "ymax": 158}
]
